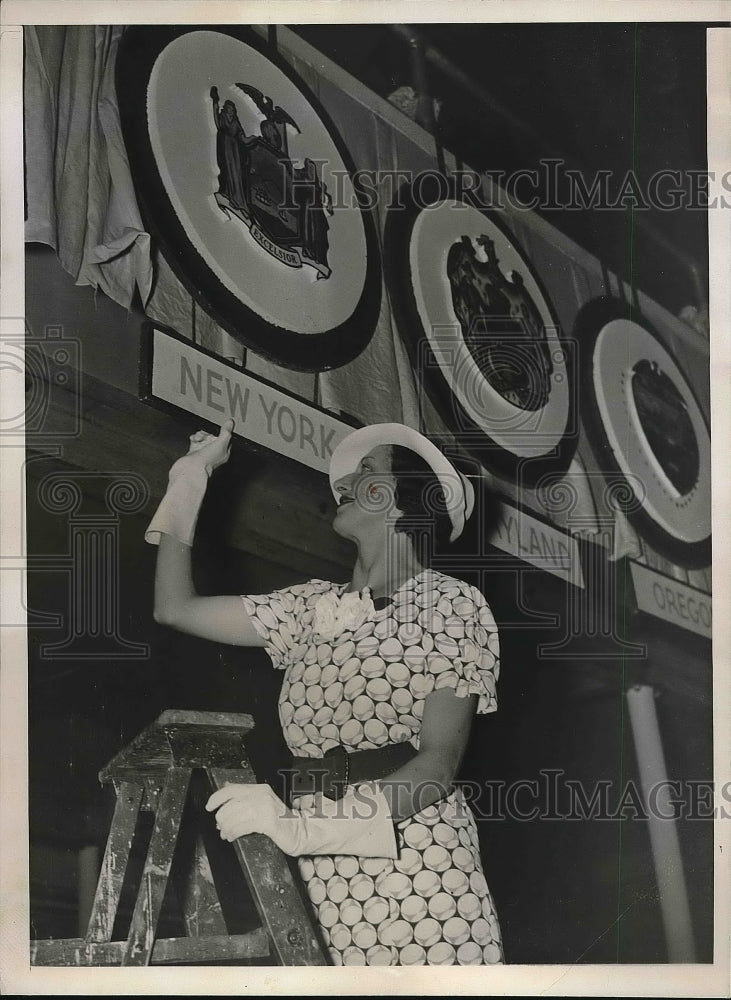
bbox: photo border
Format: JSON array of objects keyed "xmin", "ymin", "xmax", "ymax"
[{"xmin": 1, "ymin": 4, "xmax": 729, "ymax": 997}]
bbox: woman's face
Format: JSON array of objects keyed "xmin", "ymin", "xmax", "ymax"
[{"xmin": 332, "ymin": 445, "xmax": 401, "ymax": 542}]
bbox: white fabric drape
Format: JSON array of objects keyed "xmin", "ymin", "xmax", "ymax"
[{"xmin": 24, "ymin": 25, "xmax": 152, "ymax": 309}]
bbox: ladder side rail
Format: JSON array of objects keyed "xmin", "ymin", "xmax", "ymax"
[
  {"xmin": 121, "ymin": 766, "xmax": 192, "ymax": 966},
  {"xmin": 85, "ymin": 781, "xmax": 144, "ymax": 943},
  {"xmin": 208, "ymin": 765, "xmax": 329, "ymax": 966}
]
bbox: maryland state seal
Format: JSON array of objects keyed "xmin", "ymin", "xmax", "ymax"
[{"xmin": 384, "ymin": 176, "xmax": 577, "ymax": 486}]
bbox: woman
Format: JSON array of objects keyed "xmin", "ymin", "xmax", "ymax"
[{"xmin": 147, "ymin": 418, "xmax": 503, "ymax": 967}]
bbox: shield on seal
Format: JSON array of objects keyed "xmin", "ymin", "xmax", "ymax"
[
  {"xmin": 246, "ymin": 139, "xmax": 300, "ymax": 245},
  {"xmin": 212, "ymin": 88, "xmax": 334, "ymax": 279},
  {"xmin": 447, "ymin": 234, "xmax": 554, "ymax": 412}
]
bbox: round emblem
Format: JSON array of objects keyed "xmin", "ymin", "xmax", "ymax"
[
  {"xmin": 578, "ymin": 298, "xmax": 711, "ymax": 568},
  {"xmin": 116, "ymin": 26, "xmax": 381, "ymax": 371},
  {"xmin": 384, "ymin": 177, "xmax": 577, "ymax": 486}
]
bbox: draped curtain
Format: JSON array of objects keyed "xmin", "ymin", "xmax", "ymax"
[{"xmin": 24, "ymin": 26, "xmax": 152, "ymax": 309}]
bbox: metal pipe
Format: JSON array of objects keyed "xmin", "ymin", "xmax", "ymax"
[
  {"xmin": 403, "ymin": 30, "xmax": 444, "ymax": 173},
  {"xmin": 406, "ymin": 33, "xmax": 433, "ymax": 132},
  {"xmin": 626, "ymin": 684, "xmax": 696, "ymax": 961}
]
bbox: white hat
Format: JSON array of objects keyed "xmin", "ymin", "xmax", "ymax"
[{"xmin": 329, "ymin": 423, "xmax": 475, "ymax": 543}]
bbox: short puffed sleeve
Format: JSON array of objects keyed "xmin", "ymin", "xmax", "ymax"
[
  {"xmin": 418, "ymin": 574, "xmax": 500, "ymax": 714},
  {"xmin": 240, "ymin": 580, "xmax": 333, "ymax": 669}
]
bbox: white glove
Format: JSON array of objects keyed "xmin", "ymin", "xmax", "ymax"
[
  {"xmin": 145, "ymin": 420, "xmax": 234, "ymax": 547},
  {"xmin": 206, "ymin": 781, "xmax": 398, "ymax": 859}
]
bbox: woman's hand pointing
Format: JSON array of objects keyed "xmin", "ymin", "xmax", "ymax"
[{"xmin": 172, "ymin": 419, "xmax": 235, "ymax": 479}]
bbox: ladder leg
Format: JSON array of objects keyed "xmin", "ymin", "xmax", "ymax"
[
  {"xmin": 122, "ymin": 767, "xmax": 191, "ymax": 966},
  {"xmin": 176, "ymin": 828, "xmax": 228, "ymax": 938},
  {"xmin": 85, "ymin": 782, "xmax": 144, "ymax": 943},
  {"xmin": 172, "ymin": 772, "xmax": 230, "ymax": 938},
  {"xmin": 208, "ymin": 766, "xmax": 329, "ymax": 966}
]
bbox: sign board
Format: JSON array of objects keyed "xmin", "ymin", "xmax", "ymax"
[
  {"xmin": 141, "ymin": 324, "xmax": 354, "ymax": 473},
  {"xmin": 629, "ymin": 561, "xmax": 712, "ymax": 640},
  {"xmin": 143, "ymin": 324, "xmax": 584, "ymax": 588},
  {"xmin": 489, "ymin": 502, "xmax": 585, "ymax": 588}
]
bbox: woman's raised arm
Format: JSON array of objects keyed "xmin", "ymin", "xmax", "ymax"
[
  {"xmin": 150, "ymin": 419, "xmax": 265, "ymax": 648},
  {"xmin": 153, "ymin": 535, "xmax": 265, "ymax": 646}
]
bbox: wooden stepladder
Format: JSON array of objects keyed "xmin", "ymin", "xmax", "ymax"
[{"xmin": 30, "ymin": 710, "xmax": 329, "ymax": 967}]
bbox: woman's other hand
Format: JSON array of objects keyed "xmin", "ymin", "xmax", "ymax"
[
  {"xmin": 206, "ymin": 783, "xmax": 300, "ymax": 853},
  {"xmin": 205, "ymin": 781, "xmax": 398, "ymax": 859}
]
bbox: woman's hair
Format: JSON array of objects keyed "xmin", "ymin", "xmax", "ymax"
[{"xmin": 390, "ymin": 445, "xmax": 454, "ymax": 564}]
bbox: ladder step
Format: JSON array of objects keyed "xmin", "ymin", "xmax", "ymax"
[{"xmin": 31, "ymin": 929, "xmax": 270, "ymax": 966}]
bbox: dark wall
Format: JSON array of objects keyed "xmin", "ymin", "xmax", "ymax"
[{"xmin": 25, "ymin": 247, "xmax": 713, "ymax": 962}]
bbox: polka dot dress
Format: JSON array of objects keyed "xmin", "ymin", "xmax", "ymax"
[{"xmin": 241, "ymin": 569, "xmax": 504, "ymax": 966}]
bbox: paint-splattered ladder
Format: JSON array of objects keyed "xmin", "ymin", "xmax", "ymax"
[{"xmin": 30, "ymin": 709, "xmax": 329, "ymax": 967}]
